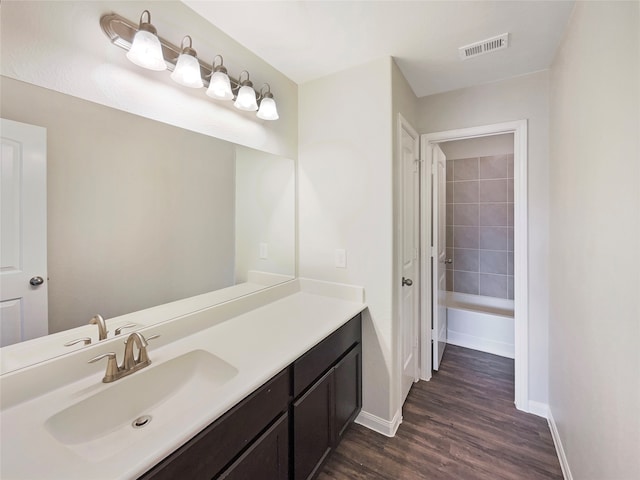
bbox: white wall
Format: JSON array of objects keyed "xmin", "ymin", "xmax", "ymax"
[
  {"xmin": 235, "ymin": 147, "xmax": 295, "ymax": 282},
  {"xmin": 417, "ymin": 70, "xmax": 550, "ymax": 405},
  {"xmin": 548, "ymin": 1, "xmax": 640, "ymax": 478},
  {"xmin": 299, "ymin": 58, "xmax": 395, "ymax": 423},
  {"xmin": 1, "ymin": 77, "xmax": 235, "ymax": 333},
  {"xmin": 0, "ymin": 1, "xmax": 297, "ymax": 159}
]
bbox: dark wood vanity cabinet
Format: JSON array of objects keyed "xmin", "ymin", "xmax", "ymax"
[
  {"xmin": 292, "ymin": 316, "xmax": 363, "ymax": 480},
  {"xmin": 293, "ymin": 369, "xmax": 334, "ymax": 480},
  {"xmin": 218, "ymin": 412, "xmax": 289, "ymax": 480},
  {"xmin": 139, "ymin": 369, "xmax": 290, "ymax": 480},
  {"xmin": 333, "ymin": 343, "xmax": 362, "ymax": 444},
  {"xmin": 138, "ymin": 313, "xmax": 361, "ymax": 480}
]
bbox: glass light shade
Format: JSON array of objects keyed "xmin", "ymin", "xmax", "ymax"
[
  {"xmin": 170, "ymin": 53, "xmax": 204, "ymax": 88},
  {"xmin": 206, "ymin": 71, "xmax": 233, "ymax": 100},
  {"xmin": 234, "ymin": 85, "xmax": 258, "ymax": 111},
  {"xmin": 256, "ymin": 97, "xmax": 279, "ymax": 120},
  {"xmin": 126, "ymin": 30, "xmax": 166, "ymax": 71}
]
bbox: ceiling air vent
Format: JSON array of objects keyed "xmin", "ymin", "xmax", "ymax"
[{"xmin": 459, "ymin": 33, "xmax": 509, "ymax": 60}]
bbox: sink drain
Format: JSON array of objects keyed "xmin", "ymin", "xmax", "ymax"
[{"xmin": 132, "ymin": 415, "xmax": 152, "ymax": 429}]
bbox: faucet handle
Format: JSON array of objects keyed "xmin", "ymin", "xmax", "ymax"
[
  {"xmin": 88, "ymin": 352, "xmax": 120, "ymax": 383},
  {"xmin": 114, "ymin": 323, "xmax": 137, "ymax": 336},
  {"xmin": 64, "ymin": 337, "xmax": 92, "ymax": 347}
]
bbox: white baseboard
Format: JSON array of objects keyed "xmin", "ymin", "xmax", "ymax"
[
  {"xmin": 447, "ymin": 330, "xmax": 514, "ymax": 359},
  {"xmin": 355, "ymin": 408, "xmax": 402, "ymax": 437},
  {"xmin": 528, "ymin": 400, "xmax": 549, "ymax": 418},
  {"xmin": 548, "ymin": 408, "xmax": 572, "ymax": 480}
]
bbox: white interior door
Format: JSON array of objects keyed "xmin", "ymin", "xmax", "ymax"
[
  {"xmin": 1, "ymin": 118, "xmax": 48, "ymax": 346},
  {"xmin": 400, "ymin": 116, "xmax": 420, "ymax": 404},
  {"xmin": 432, "ymin": 144, "xmax": 447, "ymax": 370}
]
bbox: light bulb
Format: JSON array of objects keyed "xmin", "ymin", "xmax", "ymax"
[
  {"xmin": 170, "ymin": 36, "xmax": 203, "ymax": 88},
  {"xmin": 234, "ymin": 85, "xmax": 258, "ymax": 111},
  {"xmin": 206, "ymin": 70, "xmax": 233, "ymax": 100},
  {"xmin": 126, "ymin": 11, "xmax": 166, "ymax": 71},
  {"xmin": 257, "ymin": 96, "xmax": 279, "ymax": 120}
]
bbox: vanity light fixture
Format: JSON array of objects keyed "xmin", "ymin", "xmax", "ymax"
[
  {"xmin": 257, "ymin": 84, "xmax": 279, "ymax": 121},
  {"xmin": 206, "ymin": 55, "xmax": 234, "ymax": 100},
  {"xmin": 170, "ymin": 36, "xmax": 204, "ymax": 88},
  {"xmin": 100, "ymin": 11, "xmax": 280, "ymax": 120},
  {"xmin": 125, "ymin": 10, "xmax": 166, "ymax": 71},
  {"xmin": 233, "ymin": 71, "xmax": 258, "ymax": 111}
]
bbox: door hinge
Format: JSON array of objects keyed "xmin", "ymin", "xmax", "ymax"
[{"xmin": 431, "ymin": 246, "xmax": 436, "ymax": 257}]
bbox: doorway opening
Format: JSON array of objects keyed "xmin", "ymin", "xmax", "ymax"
[{"xmin": 420, "ymin": 120, "xmax": 530, "ymax": 412}]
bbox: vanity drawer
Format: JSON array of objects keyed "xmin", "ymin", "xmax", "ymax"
[
  {"xmin": 293, "ymin": 314, "xmax": 361, "ymax": 398},
  {"xmin": 139, "ymin": 367, "xmax": 290, "ymax": 480}
]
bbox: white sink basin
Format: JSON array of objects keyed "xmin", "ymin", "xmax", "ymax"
[{"xmin": 44, "ymin": 349, "xmax": 238, "ymax": 462}]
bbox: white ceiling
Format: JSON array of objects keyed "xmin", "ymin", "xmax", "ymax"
[{"xmin": 183, "ymin": 0, "xmax": 575, "ymax": 98}]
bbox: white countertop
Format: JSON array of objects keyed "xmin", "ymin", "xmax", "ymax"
[{"xmin": 0, "ymin": 279, "xmax": 365, "ymax": 479}]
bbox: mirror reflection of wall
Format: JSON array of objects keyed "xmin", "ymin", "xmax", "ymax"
[
  {"xmin": 1, "ymin": 76, "xmax": 294, "ymax": 338},
  {"xmin": 235, "ymin": 147, "xmax": 295, "ymax": 282}
]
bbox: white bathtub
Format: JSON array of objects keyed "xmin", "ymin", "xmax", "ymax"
[{"xmin": 445, "ymin": 291, "xmax": 514, "ymax": 358}]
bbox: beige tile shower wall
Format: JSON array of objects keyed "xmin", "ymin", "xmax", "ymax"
[{"xmin": 445, "ymin": 154, "xmax": 514, "ymax": 299}]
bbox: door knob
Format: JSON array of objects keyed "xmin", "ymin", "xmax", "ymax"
[
  {"xmin": 29, "ymin": 276, "xmax": 44, "ymax": 286},
  {"xmin": 402, "ymin": 277, "xmax": 413, "ymax": 287},
  {"xmin": 444, "ymin": 258, "xmax": 453, "ymax": 264}
]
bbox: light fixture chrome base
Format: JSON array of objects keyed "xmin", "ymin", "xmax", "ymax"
[{"xmin": 100, "ymin": 12, "xmax": 278, "ymax": 119}]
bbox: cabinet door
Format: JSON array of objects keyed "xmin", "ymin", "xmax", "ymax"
[
  {"xmin": 333, "ymin": 344, "xmax": 362, "ymax": 445},
  {"xmin": 218, "ymin": 413, "xmax": 289, "ymax": 480},
  {"xmin": 293, "ymin": 369, "xmax": 333, "ymax": 480}
]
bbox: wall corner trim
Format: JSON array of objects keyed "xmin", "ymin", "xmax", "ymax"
[
  {"xmin": 355, "ymin": 408, "xmax": 402, "ymax": 437},
  {"xmin": 548, "ymin": 407, "xmax": 573, "ymax": 480},
  {"xmin": 528, "ymin": 400, "xmax": 549, "ymax": 418}
]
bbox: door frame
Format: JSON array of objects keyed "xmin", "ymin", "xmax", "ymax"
[
  {"xmin": 431, "ymin": 144, "xmax": 448, "ymax": 371},
  {"xmin": 419, "ymin": 119, "xmax": 529, "ymax": 412}
]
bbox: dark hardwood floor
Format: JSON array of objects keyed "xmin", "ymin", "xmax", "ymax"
[{"xmin": 317, "ymin": 345, "xmax": 563, "ymax": 480}]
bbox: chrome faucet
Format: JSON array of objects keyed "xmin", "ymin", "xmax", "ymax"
[
  {"xmin": 89, "ymin": 314, "xmax": 108, "ymax": 341},
  {"xmin": 88, "ymin": 332, "xmax": 159, "ymax": 383}
]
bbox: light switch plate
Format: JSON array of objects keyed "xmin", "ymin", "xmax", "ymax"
[
  {"xmin": 335, "ymin": 249, "xmax": 347, "ymax": 268},
  {"xmin": 259, "ymin": 243, "xmax": 268, "ymax": 259}
]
